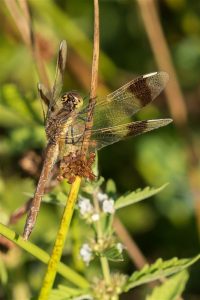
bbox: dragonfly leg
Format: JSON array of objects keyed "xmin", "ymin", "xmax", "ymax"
[{"xmin": 71, "ymin": 126, "xmax": 75, "ymax": 145}]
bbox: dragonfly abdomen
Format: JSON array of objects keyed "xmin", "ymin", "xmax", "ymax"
[{"xmin": 23, "ymin": 143, "xmax": 59, "ymax": 240}]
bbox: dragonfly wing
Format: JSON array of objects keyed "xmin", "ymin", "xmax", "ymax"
[
  {"xmin": 38, "ymin": 83, "xmax": 52, "ymax": 121},
  {"xmin": 63, "ymin": 118, "xmax": 172, "ymax": 150},
  {"xmin": 56, "ymin": 71, "xmax": 170, "ymax": 152},
  {"xmin": 38, "ymin": 83, "xmax": 51, "ymax": 106},
  {"xmin": 92, "ymin": 72, "xmax": 169, "ymax": 129},
  {"xmin": 50, "ymin": 40, "xmax": 67, "ymax": 110},
  {"xmin": 82, "ymin": 118, "xmax": 172, "ymax": 150}
]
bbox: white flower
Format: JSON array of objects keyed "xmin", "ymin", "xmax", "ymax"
[
  {"xmin": 78, "ymin": 197, "xmax": 93, "ymax": 215},
  {"xmin": 116, "ymin": 243, "xmax": 123, "ymax": 254},
  {"xmin": 80, "ymin": 243, "xmax": 92, "ymax": 265},
  {"xmin": 102, "ymin": 198, "xmax": 115, "ymax": 214},
  {"xmin": 91, "ymin": 213, "xmax": 99, "ymax": 222},
  {"xmin": 97, "ymin": 192, "xmax": 108, "ymax": 202}
]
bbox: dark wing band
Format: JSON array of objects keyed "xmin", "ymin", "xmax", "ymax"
[
  {"xmin": 63, "ymin": 118, "xmax": 172, "ymax": 150},
  {"xmin": 91, "ymin": 72, "xmax": 169, "ymax": 129}
]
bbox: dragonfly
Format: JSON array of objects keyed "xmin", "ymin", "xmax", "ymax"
[{"xmin": 23, "ymin": 40, "xmax": 172, "ymax": 240}]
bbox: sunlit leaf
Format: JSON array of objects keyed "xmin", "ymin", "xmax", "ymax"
[
  {"xmin": 146, "ymin": 270, "xmax": 189, "ymax": 300},
  {"xmin": 124, "ymin": 254, "xmax": 200, "ymax": 291},
  {"xmin": 115, "ymin": 183, "xmax": 168, "ymax": 210},
  {"xmin": 103, "ymin": 244, "xmax": 124, "ymax": 262}
]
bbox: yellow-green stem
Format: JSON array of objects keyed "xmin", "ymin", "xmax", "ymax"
[
  {"xmin": 0, "ymin": 223, "xmax": 89, "ymax": 288},
  {"xmin": 100, "ymin": 256, "xmax": 111, "ymax": 285},
  {"xmin": 38, "ymin": 176, "xmax": 82, "ymax": 300},
  {"xmin": 93, "ymin": 193, "xmax": 111, "ymax": 285}
]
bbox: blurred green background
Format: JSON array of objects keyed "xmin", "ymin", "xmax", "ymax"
[{"xmin": 0, "ymin": 0, "xmax": 200, "ymax": 299}]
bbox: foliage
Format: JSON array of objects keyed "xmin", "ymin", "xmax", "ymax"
[
  {"xmin": 146, "ymin": 271, "xmax": 189, "ymax": 300},
  {"xmin": 0, "ymin": 180, "xmax": 199, "ymax": 299},
  {"xmin": 49, "ymin": 285, "xmax": 91, "ymax": 300},
  {"xmin": 125, "ymin": 255, "xmax": 200, "ymax": 291},
  {"xmin": 115, "ymin": 183, "xmax": 168, "ymax": 210}
]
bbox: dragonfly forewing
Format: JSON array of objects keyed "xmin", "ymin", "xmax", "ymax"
[
  {"xmin": 48, "ymin": 40, "xmax": 67, "ymax": 115},
  {"xmin": 90, "ymin": 71, "xmax": 169, "ymax": 129},
  {"xmin": 38, "ymin": 83, "xmax": 51, "ymax": 106}
]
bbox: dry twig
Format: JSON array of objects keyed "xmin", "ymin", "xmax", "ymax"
[
  {"xmin": 113, "ymin": 217, "xmax": 148, "ymax": 269},
  {"xmin": 38, "ymin": 1, "xmax": 100, "ymax": 299}
]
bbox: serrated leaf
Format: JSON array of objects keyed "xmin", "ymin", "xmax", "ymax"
[
  {"xmin": 124, "ymin": 254, "xmax": 200, "ymax": 291},
  {"xmin": 146, "ymin": 270, "xmax": 189, "ymax": 300},
  {"xmin": 115, "ymin": 183, "xmax": 168, "ymax": 210},
  {"xmin": 49, "ymin": 285, "xmax": 90, "ymax": 300},
  {"xmin": 103, "ymin": 245, "xmax": 124, "ymax": 262}
]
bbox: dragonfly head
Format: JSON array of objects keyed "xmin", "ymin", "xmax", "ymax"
[{"xmin": 61, "ymin": 91, "xmax": 83, "ymax": 112}]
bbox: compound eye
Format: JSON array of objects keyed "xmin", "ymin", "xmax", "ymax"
[{"xmin": 61, "ymin": 93, "xmax": 69, "ymax": 103}]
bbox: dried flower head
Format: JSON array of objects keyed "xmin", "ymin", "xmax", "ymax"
[{"xmin": 57, "ymin": 151, "xmax": 96, "ymax": 183}]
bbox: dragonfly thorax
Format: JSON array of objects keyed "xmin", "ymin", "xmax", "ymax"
[{"xmin": 61, "ymin": 91, "xmax": 83, "ymax": 112}]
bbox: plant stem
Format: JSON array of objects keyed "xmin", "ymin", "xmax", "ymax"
[
  {"xmin": 90, "ymin": 0, "xmax": 111, "ymax": 286},
  {"xmin": 38, "ymin": 0, "xmax": 100, "ymax": 297},
  {"xmin": 113, "ymin": 217, "xmax": 148, "ymax": 269},
  {"xmin": 0, "ymin": 223, "xmax": 89, "ymax": 288},
  {"xmin": 38, "ymin": 176, "xmax": 82, "ymax": 300},
  {"xmin": 93, "ymin": 194, "xmax": 111, "ymax": 285},
  {"xmin": 100, "ymin": 256, "xmax": 111, "ymax": 285}
]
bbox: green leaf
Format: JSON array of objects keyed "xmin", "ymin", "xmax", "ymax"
[
  {"xmin": 124, "ymin": 254, "xmax": 200, "ymax": 292},
  {"xmin": 103, "ymin": 244, "xmax": 124, "ymax": 262},
  {"xmin": 49, "ymin": 285, "xmax": 90, "ymax": 300},
  {"xmin": 146, "ymin": 270, "xmax": 189, "ymax": 300},
  {"xmin": 0, "ymin": 223, "xmax": 89, "ymax": 289},
  {"xmin": 115, "ymin": 183, "xmax": 168, "ymax": 210}
]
